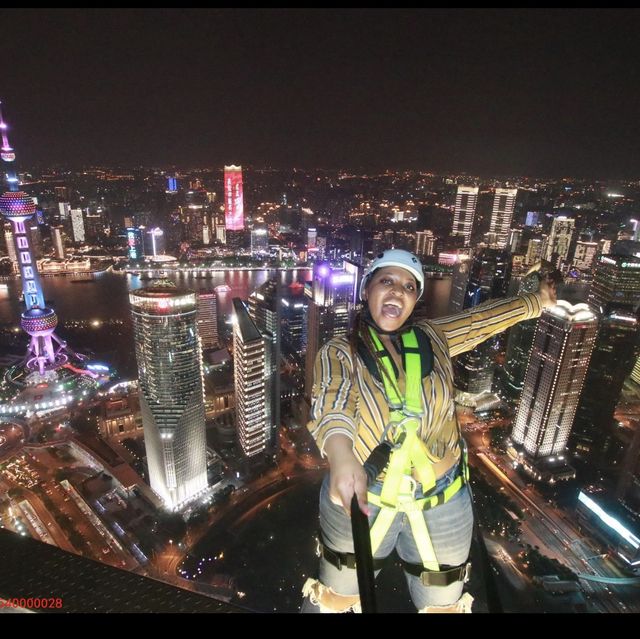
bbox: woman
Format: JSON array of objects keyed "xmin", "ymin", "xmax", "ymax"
[{"xmin": 301, "ymin": 249, "xmax": 557, "ymax": 613}]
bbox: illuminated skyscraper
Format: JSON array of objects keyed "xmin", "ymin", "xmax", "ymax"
[
  {"xmin": 588, "ymin": 255, "xmax": 640, "ymax": 313},
  {"xmin": 415, "ymin": 230, "xmax": 436, "ymax": 257},
  {"xmin": 248, "ymin": 279, "xmax": 282, "ymax": 451},
  {"xmin": 572, "ymin": 240, "xmax": 598, "ymax": 272},
  {"xmin": 232, "ymin": 297, "xmax": 268, "ymax": 457},
  {"xmin": 130, "ymin": 285, "xmax": 208, "ymax": 509},
  {"xmin": 126, "ymin": 227, "xmax": 144, "ymax": 261},
  {"xmin": 489, "ymin": 188, "xmax": 518, "ymax": 249},
  {"xmin": 451, "ymin": 185, "xmax": 478, "ymax": 247},
  {"xmin": 525, "ymin": 237, "xmax": 544, "ymax": 266},
  {"xmin": 0, "ymin": 103, "xmax": 69, "ymax": 375},
  {"xmin": 224, "ymin": 165, "xmax": 244, "ymax": 230},
  {"xmin": 543, "ymin": 216, "xmax": 575, "ymax": 267},
  {"xmin": 52, "ymin": 226, "xmax": 65, "ymax": 259},
  {"xmin": 250, "ymin": 226, "xmax": 268, "ymax": 255},
  {"xmin": 448, "ymin": 254, "xmax": 472, "ymax": 314},
  {"xmin": 3, "ymin": 224, "xmax": 17, "ymax": 270},
  {"xmin": 196, "ymin": 291, "xmax": 218, "ymax": 350},
  {"xmin": 510, "ymin": 302, "xmax": 598, "ymax": 482},
  {"xmin": 70, "ymin": 208, "xmax": 85, "ymax": 243},
  {"xmin": 454, "ymin": 248, "xmax": 511, "ymax": 396}
]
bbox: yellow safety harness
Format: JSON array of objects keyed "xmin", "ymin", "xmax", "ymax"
[{"xmin": 365, "ymin": 326, "xmax": 470, "ymax": 579}]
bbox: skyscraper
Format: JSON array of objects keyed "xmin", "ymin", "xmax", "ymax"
[
  {"xmin": 415, "ymin": 230, "xmax": 436, "ymax": 257},
  {"xmin": 130, "ymin": 285, "xmax": 208, "ymax": 509},
  {"xmin": 451, "ymin": 185, "xmax": 479, "ymax": 247},
  {"xmin": 70, "ymin": 208, "xmax": 85, "ymax": 243},
  {"xmin": 543, "ymin": 216, "xmax": 575, "ymax": 267},
  {"xmin": 454, "ymin": 248, "xmax": 511, "ymax": 396},
  {"xmin": 572, "ymin": 240, "xmax": 598, "ymax": 272},
  {"xmin": 248, "ymin": 279, "xmax": 281, "ymax": 451},
  {"xmin": 0, "ymin": 103, "xmax": 69, "ymax": 375},
  {"xmin": 489, "ymin": 188, "xmax": 518, "ymax": 249},
  {"xmin": 525, "ymin": 237, "xmax": 544, "ymax": 266},
  {"xmin": 224, "ymin": 165, "xmax": 245, "ymax": 250},
  {"xmin": 232, "ymin": 297, "xmax": 268, "ymax": 458},
  {"xmin": 448, "ymin": 253, "xmax": 472, "ymax": 314},
  {"xmin": 588, "ymin": 255, "xmax": 640, "ymax": 313},
  {"xmin": 196, "ymin": 291, "xmax": 218, "ymax": 350},
  {"xmin": 510, "ymin": 301, "xmax": 598, "ymax": 482},
  {"xmin": 52, "ymin": 226, "xmax": 65, "ymax": 259}
]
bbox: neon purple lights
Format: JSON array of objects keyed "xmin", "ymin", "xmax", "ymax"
[
  {"xmin": 0, "ymin": 191, "xmax": 36, "ymax": 217},
  {"xmin": 21, "ymin": 309, "xmax": 58, "ymax": 334},
  {"xmin": 318, "ymin": 265, "xmax": 330, "ymax": 278}
]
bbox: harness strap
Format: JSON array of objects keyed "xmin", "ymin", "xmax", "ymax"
[
  {"xmin": 319, "ymin": 539, "xmax": 386, "ymax": 572},
  {"xmin": 402, "ymin": 561, "xmax": 472, "ymax": 587}
]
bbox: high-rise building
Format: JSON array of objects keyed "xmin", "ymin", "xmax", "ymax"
[
  {"xmin": 508, "ymin": 228, "xmax": 523, "ymax": 254},
  {"xmin": 281, "ymin": 293, "xmax": 308, "ymax": 356},
  {"xmin": 304, "ymin": 263, "xmax": 357, "ymax": 399},
  {"xmin": 543, "ymin": 216, "xmax": 575, "ymax": 267},
  {"xmin": 248, "ymin": 280, "xmax": 281, "ymax": 451},
  {"xmin": 52, "ymin": 226, "xmax": 65, "ymax": 259},
  {"xmin": 166, "ymin": 176, "xmax": 178, "ymax": 193},
  {"xmin": 29, "ymin": 225, "xmax": 42, "ymax": 259},
  {"xmin": 126, "ymin": 227, "xmax": 144, "ymax": 261},
  {"xmin": 415, "ymin": 230, "xmax": 436, "ymax": 257},
  {"xmin": 572, "ymin": 240, "xmax": 598, "ymax": 272},
  {"xmin": 147, "ymin": 227, "xmax": 164, "ymax": 256},
  {"xmin": 196, "ymin": 291, "xmax": 218, "ymax": 350},
  {"xmin": 510, "ymin": 301, "xmax": 598, "ymax": 483},
  {"xmin": 70, "ymin": 208, "xmax": 85, "ymax": 243},
  {"xmin": 448, "ymin": 253, "xmax": 472, "ymax": 314},
  {"xmin": 589, "ymin": 255, "xmax": 640, "ymax": 313},
  {"xmin": 130, "ymin": 285, "xmax": 208, "ymax": 509},
  {"xmin": 489, "ymin": 188, "xmax": 518, "ymax": 249},
  {"xmin": 451, "ymin": 186, "xmax": 479, "ymax": 247},
  {"xmin": 54, "ymin": 186, "xmax": 69, "ymax": 201},
  {"xmin": 0, "ymin": 105, "xmax": 69, "ymax": 375},
  {"xmin": 454, "ymin": 249, "xmax": 511, "ymax": 395},
  {"xmin": 232, "ymin": 297, "xmax": 268, "ymax": 457},
  {"xmin": 572, "ymin": 309, "xmax": 640, "ymax": 468},
  {"xmin": 58, "ymin": 202, "xmax": 71, "ymax": 221},
  {"xmin": 224, "ymin": 165, "xmax": 244, "ymax": 231},
  {"xmin": 525, "ymin": 237, "xmax": 544, "ymax": 266}
]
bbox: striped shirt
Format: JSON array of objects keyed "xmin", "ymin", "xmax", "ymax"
[{"xmin": 308, "ymin": 292, "xmax": 544, "ymax": 467}]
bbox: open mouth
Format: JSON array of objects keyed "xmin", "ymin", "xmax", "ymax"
[{"xmin": 381, "ymin": 303, "xmax": 403, "ymax": 318}]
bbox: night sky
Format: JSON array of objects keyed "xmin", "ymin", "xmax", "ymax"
[{"xmin": 3, "ymin": 9, "xmax": 640, "ymax": 177}]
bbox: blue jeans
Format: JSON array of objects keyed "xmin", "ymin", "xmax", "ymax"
[{"xmin": 304, "ymin": 465, "xmax": 474, "ymax": 611}]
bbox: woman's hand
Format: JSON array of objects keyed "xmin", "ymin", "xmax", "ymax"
[
  {"xmin": 538, "ymin": 275, "xmax": 558, "ymax": 308},
  {"xmin": 325, "ymin": 434, "xmax": 370, "ymax": 516}
]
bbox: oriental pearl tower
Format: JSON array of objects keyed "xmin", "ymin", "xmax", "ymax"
[{"xmin": 0, "ymin": 102, "xmax": 69, "ymax": 376}]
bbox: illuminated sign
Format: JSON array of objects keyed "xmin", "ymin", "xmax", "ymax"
[{"xmin": 224, "ymin": 165, "xmax": 244, "ymax": 231}]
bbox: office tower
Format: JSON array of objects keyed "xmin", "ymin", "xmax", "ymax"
[
  {"xmin": 224, "ymin": 165, "xmax": 244, "ymax": 250},
  {"xmin": 304, "ymin": 263, "xmax": 357, "ymax": 399},
  {"xmin": 489, "ymin": 188, "xmax": 518, "ymax": 249},
  {"xmin": 573, "ymin": 309, "xmax": 640, "ymax": 467},
  {"xmin": 166, "ymin": 176, "xmax": 178, "ymax": 193},
  {"xmin": 126, "ymin": 227, "xmax": 144, "ymax": 260},
  {"xmin": 454, "ymin": 248, "xmax": 511, "ymax": 395},
  {"xmin": 572, "ymin": 240, "xmax": 598, "ymax": 272},
  {"xmin": 0, "ymin": 104, "xmax": 69, "ymax": 374},
  {"xmin": 130, "ymin": 285, "xmax": 208, "ymax": 508},
  {"xmin": 54, "ymin": 186, "xmax": 69, "ymax": 200},
  {"xmin": 232, "ymin": 297, "xmax": 268, "ymax": 457},
  {"xmin": 525, "ymin": 211, "xmax": 540, "ymax": 227},
  {"xmin": 525, "ymin": 237, "xmax": 544, "ymax": 266},
  {"xmin": 448, "ymin": 253, "xmax": 472, "ymax": 314},
  {"xmin": 58, "ymin": 202, "xmax": 71, "ymax": 221},
  {"xmin": 451, "ymin": 185, "xmax": 479, "ymax": 246},
  {"xmin": 52, "ymin": 226, "xmax": 65, "ymax": 259},
  {"xmin": 508, "ymin": 228, "xmax": 523, "ymax": 254},
  {"xmin": 543, "ymin": 216, "xmax": 575, "ymax": 267},
  {"xmin": 196, "ymin": 291, "xmax": 218, "ymax": 350},
  {"xmin": 70, "ymin": 208, "xmax": 85, "ymax": 243},
  {"xmin": 281, "ymin": 292, "xmax": 308, "ymax": 356},
  {"xmin": 598, "ymin": 239, "xmax": 612, "ymax": 255},
  {"xmin": 510, "ymin": 302, "xmax": 598, "ymax": 482},
  {"xmin": 588, "ymin": 255, "xmax": 640, "ymax": 312},
  {"xmin": 415, "ymin": 230, "xmax": 436, "ymax": 257},
  {"xmin": 248, "ymin": 279, "xmax": 281, "ymax": 451},
  {"xmin": 28, "ymin": 225, "xmax": 42, "ymax": 259}
]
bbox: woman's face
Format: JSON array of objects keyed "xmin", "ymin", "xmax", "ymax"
[{"xmin": 363, "ymin": 266, "xmax": 419, "ymax": 332}]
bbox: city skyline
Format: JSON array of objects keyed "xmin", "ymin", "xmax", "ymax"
[{"xmin": 3, "ymin": 9, "xmax": 640, "ymax": 178}]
